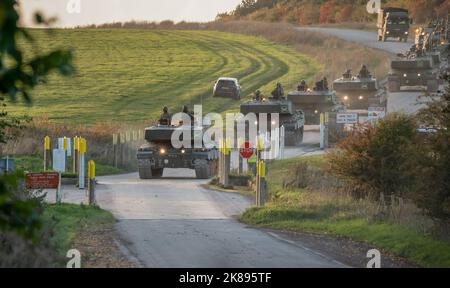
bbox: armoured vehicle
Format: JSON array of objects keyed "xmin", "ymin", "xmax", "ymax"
[
  {"xmin": 333, "ymin": 65, "xmax": 380, "ymax": 109},
  {"xmin": 213, "ymin": 77, "xmax": 241, "ymax": 100},
  {"xmin": 387, "ymin": 27, "xmax": 442, "ymax": 93},
  {"xmin": 137, "ymin": 124, "xmax": 218, "ymax": 180},
  {"xmin": 377, "ymin": 7, "xmax": 411, "ymax": 42},
  {"xmin": 240, "ymin": 96, "xmax": 305, "ymax": 147},
  {"xmin": 287, "ymin": 78, "xmax": 344, "ymax": 125}
]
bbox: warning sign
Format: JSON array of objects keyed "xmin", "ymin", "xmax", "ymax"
[
  {"xmin": 336, "ymin": 113, "xmax": 358, "ymax": 124},
  {"xmin": 26, "ymin": 172, "xmax": 59, "ymax": 189}
]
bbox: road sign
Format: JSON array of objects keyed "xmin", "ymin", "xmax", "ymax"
[
  {"xmin": 53, "ymin": 149, "xmax": 66, "ymax": 172},
  {"xmin": 337, "ymin": 113, "xmax": 358, "ymax": 124},
  {"xmin": 368, "ymin": 107, "xmax": 386, "ymax": 121},
  {"xmin": 26, "ymin": 172, "xmax": 59, "ymax": 189},
  {"xmin": 240, "ymin": 141, "xmax": 254, "ymax": 159}
]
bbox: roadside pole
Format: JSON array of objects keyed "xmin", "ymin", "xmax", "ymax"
[
  {"xmin": 44, "ymin": 136, "xmax": 51, "ymax": 171},
  {"xmin": 56, "ymin": 172, "xmax": 62, "ymax": 204},
  {"xmin": 255, "ymin": 136, "xmax": 266, "ymax": 207},
  {"xmin": 63, "ymin": 137, "xmax": 68, "ymax": 172},
  {"xmin": 219, "ymin": 139, "xmax": 230, "ymax": 187},
  {"xmin": 73, "ymin": 136, "xmax": 79, "ymax": 174},
  {"xmin": 79, "ymin": 138, "xmax": 86, "ymax": 189},
  {"xmin": 88, "ymin": 160, "xmax": 96, "ymax": 205}
]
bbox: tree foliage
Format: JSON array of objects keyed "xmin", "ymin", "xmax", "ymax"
[
  {"xmin": 223, "ymin": 0, "xmax": 450, "ymax": 24},
  {"xmin": 0, "ymin": 0, "xmax": 74, "ymax": 241}
]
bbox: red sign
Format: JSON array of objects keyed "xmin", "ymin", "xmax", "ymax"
[
  {"xmin": 240, "ymin": 142, "xmax": 254, "ymax": 159},
  {"xmin": 26, "ymin": 172, "xmax": 60, "ymax": 189}
]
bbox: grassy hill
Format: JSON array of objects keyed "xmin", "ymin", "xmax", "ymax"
[{"xmin": 10, "ymin": 29, "xmax": 320, "ymax": 124}]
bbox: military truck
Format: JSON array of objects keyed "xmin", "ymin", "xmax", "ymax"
[
  {"xmin": 137, "ymin": 124, "xmax": 218, "ymax": 180},
  {"xmin": 333, "ymin": 65, "xmax": 380, "ymax": 109},
  {"xmin": 240, "ymin": 97, "xmax": 305, "ymax": 147},
  {"xmin": 377, "ymin": 7, "xmax": 411, "ymax": 42},
  {"xmin": 287, "ymin": 78, "xmax": 344, "ymax": 125}
]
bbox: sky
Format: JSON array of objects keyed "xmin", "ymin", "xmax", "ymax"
[{"xmin": 20, "ymin": 0, "xmax": 242, "ymax": 27}]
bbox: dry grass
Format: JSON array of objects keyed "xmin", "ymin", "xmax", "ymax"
[{"xmin": 204, "ymin": 21, "xmax": 391, "ymax": 83}]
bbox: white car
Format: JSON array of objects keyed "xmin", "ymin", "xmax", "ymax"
[{"xmin": 213, "ymin": 77, "xmax": 241, "ymax": 100}]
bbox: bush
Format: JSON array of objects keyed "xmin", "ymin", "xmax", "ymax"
[{"xmin": 327, "ymin": 114, "xmax": 418, "ymax": 199}]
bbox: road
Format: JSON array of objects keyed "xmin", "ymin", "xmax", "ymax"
[
  {"xmin": 297, "ymin": 27, "xmax": 412, "ymax": 54},
  {"xmin": 96, "ymin": 173, "xmax": 344, "ymax": 268}
]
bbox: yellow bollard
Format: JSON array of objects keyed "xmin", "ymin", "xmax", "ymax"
[
  {"xmin": 44, "ymin": 136, "xmax": 51, "ymax": 171},
  {"xmin": 88, "ymin": 160, "xmax": 96, "ymax": 205}
]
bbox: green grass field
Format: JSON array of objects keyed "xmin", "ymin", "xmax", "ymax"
[{"xmin": 11, "ymin": 29, "xmax": 320, "ymax": 124}]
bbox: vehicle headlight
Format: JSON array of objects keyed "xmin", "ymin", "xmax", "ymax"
[{"xmin": 160, "ymin": 148, "xmax": 166, "ymax": 155}]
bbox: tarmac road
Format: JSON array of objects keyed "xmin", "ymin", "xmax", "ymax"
[
  {"xmin": 96, "ymin": 172, "xmax": 344, "ymax": 268},
  {"xmin": 297, "ymin": 27, "xmax": 413, "ymax": 54}
]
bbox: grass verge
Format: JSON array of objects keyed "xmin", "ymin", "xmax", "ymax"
[
  {"xmin": 43, "ymin": 204, "xmax": 115, "ymax": 254},
  {"xmin": 240, "ymin": 155, "xmax": 450, "ymax": 268}
]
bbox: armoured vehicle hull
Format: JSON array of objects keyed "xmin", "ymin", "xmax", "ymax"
[
  {"xmin": 388, "ymin": 55, "xmax": 440, "ymax": 92},
  {"xmin": 287, "ymin": 90, "xmax": 344, "ymax": 125},
  {"xmin": 240, "ymin": 98, "xmax": 305, "ymax": 147},
  {"xmin": 333, "ymin": 78, "xmax": 379, "ymax": 109},
  {"xmin": 137, "ymin": 126, "xmax": 218, "ymax": 180}
]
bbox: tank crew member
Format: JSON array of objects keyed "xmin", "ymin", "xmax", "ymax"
[
  {"xmin": 343, "ymin": 69, "xmax": 352, "ymax": 79},
  {"xmin": 358, "ymin": 65, "xmax": 371, "ymax": 79},
  {"xmin": 297, "ymin": 79, "xmax": 308, "ymax": 92},
  {"xmin": 271, "ymin": 82, "xmax": 284, "ymax": 99},
  {"xmin": 159, "ymin": 106, "xmax": 171, "ymax": 126},
  {"xmin": 181, "ymin": 105, "xmax": 195, "ymax": 124},
  {"xmin": 314, "ymin": 77, "xmax": 329, "ymax": 91},
  {"xmin": 254, "ymin": 90, "xmax": 262, "ymax": 101}
]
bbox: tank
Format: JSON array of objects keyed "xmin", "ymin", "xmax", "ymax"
[
  {"xmin": 136, "ymin": 125, "xmax": 218, "ymax": 180},
  {"xmin": 387, "ymin": 47, "xmax": 440, "ymax": 92},
  {"xmin": 333, "ymin": 65, "xmax": 380, "ymax": 109},
  {"xmin": 287, "ymin": 78, "xmax": 344, "ymax": 125},
  {"xmin": 240, "ymin": 98, "xmax": 305, "ymax": 147}
]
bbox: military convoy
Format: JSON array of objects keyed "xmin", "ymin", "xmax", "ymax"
[
  {"xmin": 137, "ymin": 120, "xmax": 218, "ymax": 180},
  {"xmin": 333, "ymin": 65, "xmax": 380, "ymax": 109},
  {"xmin": 240, "ymin": 88, "xmax": 305, "ymax": 147},
  {"xmin": 387, "ymin": 23, "xmax": 444, "ymax": 93},
  {"xmin": 377, "ymin": 7, "xmax": 411, "ymax": 42},
  {"xmin": 287, "ymin": 78, "xmax": 344, "ymax": 125}
]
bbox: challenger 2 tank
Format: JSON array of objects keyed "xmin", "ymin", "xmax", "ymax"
[
  {"xmin": 388, "ymin": 47, "xmax": 440, "ymax": 93},
  {"xmin": 137, "ymin": 124, "xmax": 218, "ymax": 180},
  {"xmin": 388, "ymin": 26, "xmax": 442, "ymax": 93},
  {"xmin": 240, "ymin": 91, "xmax": 305, "ymax": 147},
  {"xmin": 333, "ymin": 65, "xmax": 380, "ymax": 109},
  {"xmin": 287, "ymin": 78, "xmax": 344, "ymax": 125}
]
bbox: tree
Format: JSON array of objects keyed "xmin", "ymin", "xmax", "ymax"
[
  {"xmin": 0, "ymin": 0, "xmax": 74, "ymax": 240},
  {"xmin": 414, "ymin": 75, "xmax": 450, "ymax": 217}
]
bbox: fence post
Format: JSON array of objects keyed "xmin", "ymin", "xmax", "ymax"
[
  {"xmin": 88, "ymin": 160, "xmax": 96, "ymax": 206},
  {"xmin": 79, "ymin": 138, "xmax": 86, "ymax": 189}
]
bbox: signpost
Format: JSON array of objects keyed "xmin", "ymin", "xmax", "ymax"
[
  {"xmin": 26, "ymin": 172, "xmax": 61, "ymax": 203},
  {"xmin": 239, "ymin": 141, "xmax": 254, "ymax": 159},
  {"xmin": 368, "ymin": 107, "xmax": 386, "ymax": 122},
  {"xmin": 44, "ymin": 136, "xmax": 51, "ymax": 171},
  {"xmin": 337, "ymin": 113, "xmax": 359, "ymax": 124}
]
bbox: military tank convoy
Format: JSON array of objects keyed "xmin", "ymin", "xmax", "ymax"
[
  {"xmin": 137, "ymin": 12, "xmax": 450, "ymax": 180},
  {"xmin": 388, "ymin": 17, "xmax": 450, "ymax": 93}
]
